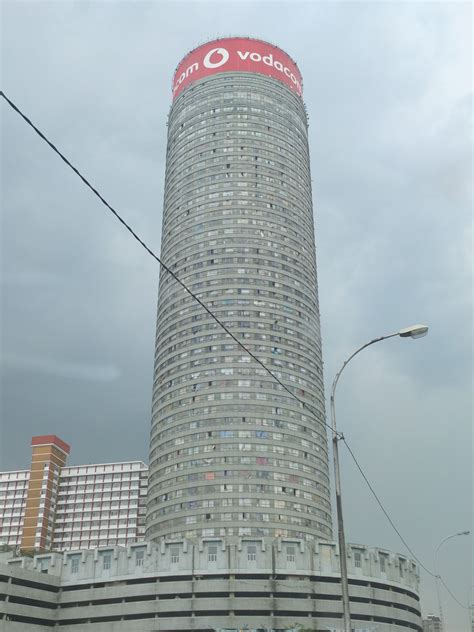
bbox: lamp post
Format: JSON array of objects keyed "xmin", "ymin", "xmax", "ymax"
[
  {"xmin": 434, "ymin": 530, "xmax": 470, "ymax": 631},
  {"xmin": 330, "ymin": 324, "xmax": 429, "ymax": 632}
]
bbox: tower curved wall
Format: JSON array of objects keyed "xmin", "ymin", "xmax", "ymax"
[{"xmin": 147, "ymin": 39, "xmax": 331, "ymax": 542}]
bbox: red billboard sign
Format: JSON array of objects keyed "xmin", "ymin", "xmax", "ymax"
[{"xmin": 172, "ymin": 38, "xmax": 303, "ymax": 100}]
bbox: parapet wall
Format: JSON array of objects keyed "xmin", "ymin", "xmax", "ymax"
[{"xmin": 0, "ymin": 538, "xmax": 422, "ymax": 632}]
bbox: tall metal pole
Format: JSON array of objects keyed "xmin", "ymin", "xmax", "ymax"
[
  {"xmin": 330, "ymin": 333, "xmax": 398, "ymax": 632},
  {"xmin": 434, "ymin": 531, "xmax": 470, "ymax": 631},
  {"xmin": 329, "ymin": 325, "xmax": 428, "ymax": 631},
  {"xmin": 330, "ymin": 396, "xmax": 351, "ymax": 632},
  {"xmin": 434, "ymin": 552, "xmax": 444, "ymax": 632}
]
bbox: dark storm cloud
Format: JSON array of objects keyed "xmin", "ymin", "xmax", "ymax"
[{"xmin": 1, "ymin": 2, "xmax": 471, "ymax": 629}]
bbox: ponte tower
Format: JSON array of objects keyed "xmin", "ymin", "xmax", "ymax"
[{"xmin": 146, "ymin": 38, "xmax": 332, "ymax": 543}]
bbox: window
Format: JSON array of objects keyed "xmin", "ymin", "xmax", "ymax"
[
  {"xmin": 286, "ymin": 546, "xmax": 296, "ymax": 562},
  {"xmin": 135, "ymin": 549, "xmax": 144, "ymax": 566},
  {"xmin": 102, "ymin": 554, "xmax": 111, "ymax": 570},
  {"xmin": 247, "ymin": 544, "xmax": 257, "ymax": 561},
  {"xmin": 208, "ymin": 545, "xmax": 217, "ymax": 562},
  {"xmin": 354, "ymin": 551, "xmax": 361, "ymax": 568},
  {"xmin": 39, "ymin": 558, "xmax": 50, "ymax": 573},
  {"xmin": 380, "ymin": 554, "xmax": 386, "ymax": 573},
  {"xmin": 170, "ymin": 547, "xmax": 179, "ymax": 564},
  {"xmin": 71, "ymin": 557, "xmax": 79, "ymax": 573}
]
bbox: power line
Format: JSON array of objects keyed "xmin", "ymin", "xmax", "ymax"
[
  {"xmin": 341, "ymin": 439, "xmax": 437, "ymax": 578},
  {"xmin": 3, "ymin": 90, "xmax": 464, "ymax": 603},
  {"xmin": 342, "ymin": 443, "xmax": 472, "ymax": 609},
  {"xmin": 0, "ymin": 89, "xmax": 337, "ymax": 439},
  {"xmin": 439, "ymin": 575, "xmax": 470, "ymax": 610}
]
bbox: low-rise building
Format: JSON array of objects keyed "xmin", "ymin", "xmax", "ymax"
[
  {"xmin": 0, "ymin": 537, "xmax": 422, "ymax": 631},
  {"xmin": 0, "ymin": 435, "xmax": 148, "ymax": 552},
  {"xmin": 422, "ymin": 614, "xmax": 442, "ymax": 632}
]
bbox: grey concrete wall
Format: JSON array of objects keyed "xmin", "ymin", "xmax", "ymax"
[{"xmin": 0, "ymin": 538, "xmax": 422, "ymax": 631}]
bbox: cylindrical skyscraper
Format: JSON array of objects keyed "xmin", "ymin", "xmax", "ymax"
[{"xmin": 147, "ymin": 38, "xmax": 332, "ymax": 543}]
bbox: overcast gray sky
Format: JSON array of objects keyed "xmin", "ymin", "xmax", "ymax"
[{"xmin": 1, "ymin": 1, "xmax": 472, "ymax": 628}]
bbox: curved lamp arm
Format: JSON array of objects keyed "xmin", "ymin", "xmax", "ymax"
[
  {"xmin": 330, "ymin": 324, "xmax": 428, "ymax": 436},
  {"xmin": 434, "ymin": 530, "xmax": 470, "ymax": 630},
  {"xmin": 330, "ymin": 333, "xmax": 398, "ymax": 436},
  {"xmin": 435, "ymin": 531, "xmax": 470, "ymax": 559}
]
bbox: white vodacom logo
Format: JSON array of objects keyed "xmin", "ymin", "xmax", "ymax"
[{"xmin": 203, "ymin": 47, "xmax": 230, "ymax": 69}]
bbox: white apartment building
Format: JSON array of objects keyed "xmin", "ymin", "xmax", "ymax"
[
  {"xmin": 52, "ymin": 461, "xmax": 148, "ymax": 550},
  {"xmin": 0, "ymin": 470, "xmax": 29, "ymax": 549},
  {"xmin": 0, "ymin": 435, "xmax": 148, "ymax": 552}
]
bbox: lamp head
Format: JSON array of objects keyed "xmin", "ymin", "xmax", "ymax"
[{"xmin": 398, "ymin": 324, "xmax": 429, "ymax": 339}]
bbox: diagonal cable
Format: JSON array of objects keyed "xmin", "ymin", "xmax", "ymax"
[
  {"xmin": 341, "ymin": 437, "xmax": 437, "ymax": 577},
  {"xmin": 0, "ymin": 89, "xmax": 338, "ymax": 439},
  {"xmin": 342, "ymin": 438, "xmax": 471, "ymax": 597},
  {"xmin": 438, "ymin": 575, "xmax": 470, "ymax": 610}
]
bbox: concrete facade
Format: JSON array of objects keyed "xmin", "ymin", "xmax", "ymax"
[
  {"xmin": 0, "ymin": 538, "xmax": 422, "ymax": 631},
  {"xmin": 148, "ymin": 38, "xmax": 331, "ymax": 543}
]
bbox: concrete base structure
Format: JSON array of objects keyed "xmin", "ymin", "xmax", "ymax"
[{"xmin": 0, "ymin": 537, "xmax": 421, "ymax": 631}]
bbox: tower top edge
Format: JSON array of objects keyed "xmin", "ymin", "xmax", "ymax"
[{"xmin": 174, "ymin": 36, "xmax": 300, "ymax": 74}]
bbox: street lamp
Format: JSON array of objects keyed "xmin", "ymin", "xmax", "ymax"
[
  {"xmin": 434, "ymin": 530, "xmax": 470, "ymax": 631},
  {"xmin": 330, "ymin": 324, "xmax": 429, "ymax": 632}
]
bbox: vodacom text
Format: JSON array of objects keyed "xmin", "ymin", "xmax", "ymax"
[{"xmin": 172, "ymin": 40, "xmax": 303, "ymax": 99}]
